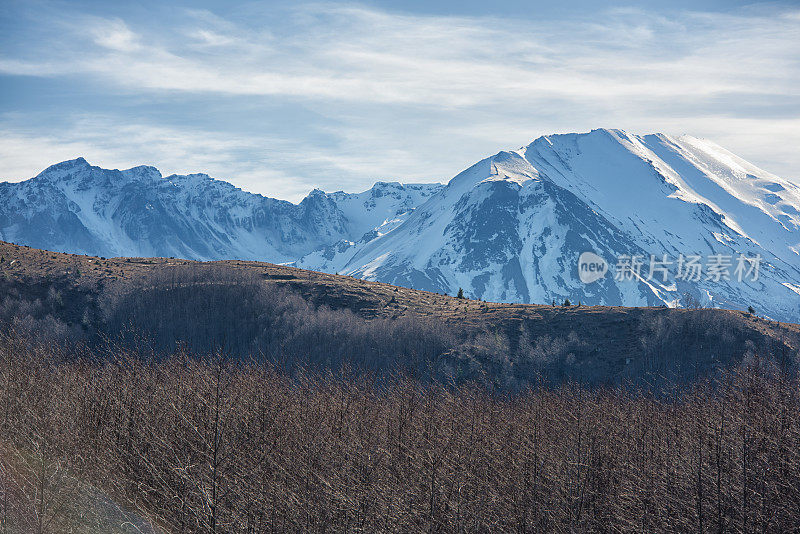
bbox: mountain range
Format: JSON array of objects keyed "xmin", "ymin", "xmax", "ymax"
[{"xmin": 2, "ymin": 128, "xmax": 799, "ymax": 321}]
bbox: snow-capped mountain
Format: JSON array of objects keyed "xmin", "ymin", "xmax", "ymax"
[
  {"xmin": 298, "ymin": 129, "xmax": 800, "ymax": 322},
  {"xmin": 0, "ymin": 157, "xmax": 441, "ymax": 262},
  {"xmin": 1, "ymin": 129, "xmax": 799, "ymax": 321}
]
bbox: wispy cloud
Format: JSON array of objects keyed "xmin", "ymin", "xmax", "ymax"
[
  {"xmin": 0, "ymin": 112, "xmax": 444, "ymax": 202},
  {"xmin": 0, "ymin": 1, "xmax": 797, "ymax": 197},
  {"xmin": 89, "ymin": 17, "xmax": 142, "ymax": 52},
  {"xmin": 8, "ymin": 5, "xmax": 798, "ymax": 103},
  {"xmin": 0, "ymin": 116, "xmax": 316, "ymax": 200}
]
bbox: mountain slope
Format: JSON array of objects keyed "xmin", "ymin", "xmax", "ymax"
[
  {"xmin": 300, "ymin": 130, "xmax": 800, "ymax": 322},
  {"xmin": 320, "ymin": 151, "xmax": 657, "ymax": 305}
]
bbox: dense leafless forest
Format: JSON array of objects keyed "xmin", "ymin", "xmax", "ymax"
[{"xmin": 1, "ymin": 329, "xmax": 800, "ymax": 532}]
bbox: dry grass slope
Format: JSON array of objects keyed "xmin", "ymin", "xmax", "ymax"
[{"xmin": 1, "ymin": 241, "xmax": 798, "ymax": 389}]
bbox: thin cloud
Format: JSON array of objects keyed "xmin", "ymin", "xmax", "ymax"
[
  {"xmin": 4, "ymin": 4, "xmax": 797, "ymax": 103},
  {"xmin": 0, "ymin": 117, "xmax": 319, "ymax": 202},
  {"xmin": 0, "ymin": 2, "xmax": 797, "ymax": 196},
  {"xmin": 89, "ymin": 17, "xmax": 141, "ymax": 52}
]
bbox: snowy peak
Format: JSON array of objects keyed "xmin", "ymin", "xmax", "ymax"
[
  {"xmin": 522, "ymin": 129, "xmax": 800, "ymax": 262},
  {"xmin": 39, "ymin": 158, "xmax": 150, "ymax": 179},
  {"xmin": 326, "ymin": 180, "xmax": 444, "ymax": 239},
  {"xmin": 39, "ymin": 156, "xmax": 91, "ymax": 175},
  {"xmin": 299, "ymin": 129, "xmax": 800, "ymax": 321},
  {"xmin": 447, "ymin": 150, "xmax": 539, "ymax": 192},
  {"xmin": 482, "ymin": 151, "xmax": 541, "ymax": 186},
  {"xmin": 525, "ymin": 128, "xmax": 798, "ymax": 232}
]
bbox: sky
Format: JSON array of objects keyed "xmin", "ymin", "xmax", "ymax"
[{"xmin": 1, "ymin": 0, "xmax": 798, "ymax": 202}]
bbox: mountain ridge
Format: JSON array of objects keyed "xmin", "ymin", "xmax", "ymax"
[
  {"xmin": 0, "ymin": 157, "xmax": 443, "ymax": 263},
  {"xmin": 1, "ymin": 128, "xmax": 798, "ymax": 320}
]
